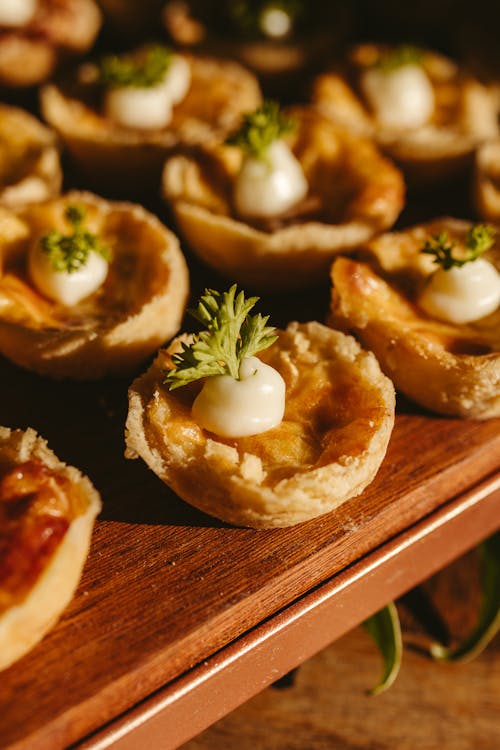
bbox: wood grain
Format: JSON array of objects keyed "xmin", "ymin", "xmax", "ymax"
[
  {"xmin": 181, "ymin": 554, "xmax": 500, "ymax": 750},
  {"xmin": 0, "ymin": 348, "xmax": 499, "ymax": 750}
]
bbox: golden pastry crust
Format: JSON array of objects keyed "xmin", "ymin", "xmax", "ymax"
[
  {"xmin": 161, "ymin": 106, "xmax": 404, "ymax": 289},
  {"xmin": 40, "ymin": 52, "xmax": 262, "ymax": 191},
  {"xmin": 312, "ymin": 44, "xmax": 500, "ymax": 183},
  {"xmin": 329, "ymin": 218, "xmax": 500, "ymax": 418},
  {"xmin": 125, "ymin": 321, "xmax": 395, "ymax": 528},
  {"xmin": 0, "ymin": 425, "xmax": 101, "ymax": 671},
  {"xmin": 0, "ymin": 190, "xmax": 189, "ymax": 379},
  {"xmin": 474, "ymin": 139, "xmax": 500, "ymax": 221},
  {"xmin": 0, "ymin": 0, "xmax": 101, "ymax": 87},
  {"xmin": 0, "ymin": 104, "xmax": 61, "ymax": 209}
]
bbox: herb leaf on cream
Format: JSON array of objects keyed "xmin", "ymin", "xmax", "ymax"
[
  {"xmin": 422, "ymin": 225, "xmax": 496, "ymax": 271},
  {"xmin": 40, "ymin": 204, "xmax": 110, "ymax": 274},
  {"xmin": 98, "ymin": 45, "xmax": 173, "ymax": 89},
  {"xmin": 165, "ymin": 284, "xmax": 278, "ymax": 389},
  {"xmin": 225, "ymin": 101, "xmax": 295, "ymax": 160}
]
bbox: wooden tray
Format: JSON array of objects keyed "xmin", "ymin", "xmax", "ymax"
[{"xmin": 0, "ymin": 335, "xmax": 499, "ymax": 749}]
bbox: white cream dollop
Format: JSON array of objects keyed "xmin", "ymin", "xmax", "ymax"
[
  {"xmin": 29, "ymin": 241, "xmax": 109, "ymax": 307},
  {"xmin": 418, "ymin": 258, "xmax": 500, "ymax": 324},
  {"xmin": 192, "ymin": 356, "xmax": 286, "ymax": 438},
  {"xmin": 233, "ymin": 139, "xmax": 308, "ymax": 219},
  {"xmin": 361, "ymin": 63, "xmax": 435, "ymax": 129},
  {"xmin": 161, "ymin": 54, "xmax": 191, "ymax": 105},
  {"xmin": 0, "ymin": 0, "xmax": 37, "ymax": 27},
  {"xmin": 104, "ymin": 54, "xmax": 190, "ymax": 130}
]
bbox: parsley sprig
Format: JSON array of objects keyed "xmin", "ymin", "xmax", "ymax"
[
  {"xmin": 421, "ymin": 225, "xmax": 496, "ymax": 271},
  {"xmin": 98, "ymin": 45, "xmax": 173, "ymax": 89},
  {"xmin": 225, "ymin": 101, "xmax": 296, "ymax": 160},
  {"xmin": 374, "ymin": 45, "xmax": 423, "ymax": 72},
  {"xmin": 165, "ymin": 285, "xmax": 278, "ymax": 390},
  {"xmin": 40, "ymin": 205, "xmax": 110, "ymax": 274}
]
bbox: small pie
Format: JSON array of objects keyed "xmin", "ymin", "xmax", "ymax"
[
  {"xmin": 0, "ymin": 0, "xmax": 101, "ymax": 87},
  {"xmin": 40, "ymin": 49, "xmax": 262, "ymax": 192},
  {"xmin": 329, "ymin": 218, "xmax": 500, "ymax": 418},
  {"xmin": 0, "ymin": 426, "xmax": 101, "ymax": 672},
  {"xmin": 474, "ymin": 139, "xmax": 500, "ymax": 221},
  {"xmin": 0, "ymin": 103, "xmax": 61, "ymax": 209},
  {"xmin": 125, "ymin": 321, "xmax": 395, "ymax": 528},
  {"xmin": 161, "ymin": 106, "xmax": 404, "ymax": 289},
  {"xmin": 0, "ymin": 190, "xmax": 189, "ymax": 379},
  {"xmin": 312, "ymin": 44, "xmax": 500, "ymax": 184}
]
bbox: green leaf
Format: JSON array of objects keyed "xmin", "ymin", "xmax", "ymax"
[
  {"xmin": 421, "ymin": 224, "xmax": 496, "ymax": 270},
  {"xmin": 98, "ymin": 45, "xmax": 173, "ymax": 89},
  {"xmin": 430, "ymin": 532, "xmax": 500, "ymax": 662},
  {"xmin": 363, "ymin": 602, "xmax": 403, "ymax": 695},
  {"xmin": 374, "ymin": 45, "xmax": 424, "ymax": 71},
  {"xmin": 165, "ymin": 284, "xmax": 278, "ymax": 390},
  {"xmin": 225, "ymin": 101, "xmax": 296, "ymax": 160},
  {"xmin": 40, "ymin": 204, "xmax": 110, "ymax": 274}
]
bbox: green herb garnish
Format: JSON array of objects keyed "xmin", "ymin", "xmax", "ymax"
[
  {"xmin": 165, "ymin": 284, "xmax": 278, "ymax": 389},
  {"xmin": 98, "ymin": 45, "xmax": 173, "ymax": 89},
  {"xmin": 421, "ymin": 225, "xmax": 496, "ymax": 271},
  {"xmin": 225, "ymin": 101, "xmax": 296, "ymax": 160},
  {"xmin": 40, "ymin": 204, "xmax": 110, "ymax": 273},
  {"xmin": 374, "ymin": 44, "xmax": 424, "ymax": 72}
]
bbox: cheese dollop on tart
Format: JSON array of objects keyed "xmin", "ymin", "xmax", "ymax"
[
  {"xmin": 40, "ymin": 46, "xmax": 262, "ymax": 192},
  {"xmin": 0, "ymin": 0, "xmax": 37, "ymax": 27},
  {"xmin": 330, "ymin": 218, "xmax": 500, "ymax": 419},
  {"xmin": 0, "ymin": 191, "xmax": 189, "ymax": 379},
  {"xmin": 126, "ymin": 287, "xmax": 395, "ymax": 528},
  {"xmin": 0, "ymin": 426, "xmax": 101, "ymax": 672},
  {"xmin": 312, "ymin": 44, "xmax": 500, "ymax": 183},
  {"xmin": 162, "ymin": 105, "xmax": 404, "ymax": 289},
  {"xmin": 226, "ymin": 102, "xmax": 308, "ymax": 219},
  {"xmin": 100, "ymin": 45, "xmax": 192, "ymax": 131},
  {"xmin": 0, "ymin": 0, "xmax": 101, "ymax": 87}
]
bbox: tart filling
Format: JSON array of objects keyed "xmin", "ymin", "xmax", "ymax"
[
  {"xmin": 162, "ymin": 105, "xmax": 404, "ymax": 288},
  {"xmin": 312, "ymin": 44, "xmax": 500, "ymax": 182},
  {"xmin": 329, "ymin": 218, "xmax": 500, "ymax": 418},
  {"xmin": 0, "ymin": 426, "xmax": 101, "ymax": 671},
  {"xmin": 0, "ymin": 104, "xmax": 61, "ymax": 210},
  {"xmin": 0, "ymin": 0, "xmax": 101, "ymax": 87},
  {"xmin": 0, "ymin": 191, "xmax": 189, "ymax": 378},
  {"xmin": 126, "ymin": 319, "xmax": 395, "ymax": 528},
  {"xmin": 40, "ymin": 47, "xmax": 261, "ymax": 189}
]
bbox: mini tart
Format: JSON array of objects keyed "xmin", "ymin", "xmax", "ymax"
[
  {"xmin": 40, "ymin": 52, "xmax": 262, "ymax": 192},
  {"xmin": 161, "ymin": 106, "xmax": 405, "ymax": 289},
  {"xmin": 0, "ymin": 104, "xmax": 61, "ymax": 209},
  {"xmin": 329, "ymin": 218, "xmax": 500, "ymax": 419},
  {"xmin": 312, "ymin": 44, "xmax": 500, "ymax": 184},
  {"xmin": 0, "ymin": 0, "xmax": 101, "ymax": 87},
  {"xmin": 474, "ymin": 139, "xmax": 500, "ymax": 221},
  {"xmin": 125, "ymin": 321, "xmax": 395, "ymax": 529},
  {"xmin": 0, "ymin": 426, "xmax": 101, "ymax": 671},
  {"xmin": 0, "ymin": 190, "xmax": 189, "ymax": 379}
]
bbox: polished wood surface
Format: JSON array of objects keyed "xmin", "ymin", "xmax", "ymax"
[
  {"xmin": 0, "ymin": 344, "xmax": 499, "ymax": 749},
  {"xmin": 180, "ymin": 552, "xmax": 500, "ymax": 750}
]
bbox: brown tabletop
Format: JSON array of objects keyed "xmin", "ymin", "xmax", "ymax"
[{"xmin": 0, "ymin": 349, "xmax": 499, "ymax": 750}]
